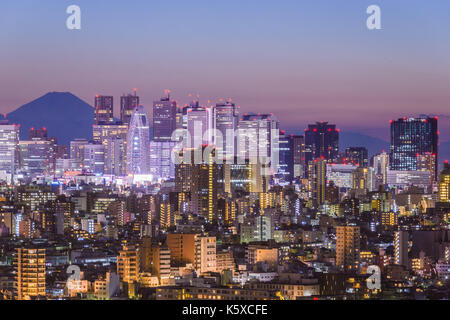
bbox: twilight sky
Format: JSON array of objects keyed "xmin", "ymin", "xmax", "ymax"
[{"xmin": 0, "ymin": 0, "xmax": 449, "ymax": 141}]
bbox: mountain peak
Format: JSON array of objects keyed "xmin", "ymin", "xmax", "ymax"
[{"xmin": 7, "ymin": 92, "xmax": 94, "ymax": 145}]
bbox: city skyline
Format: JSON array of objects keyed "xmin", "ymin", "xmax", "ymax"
[
  {"xmin": 4, "ymin": 90, "xmax": 450, "ymax": 144},
  {"xmin": 1, "ymin": 0, "xmax": 450, "ymax": 304},
  {"xmin": 1, "ymin": 0, "xmax": 450, "ymax": 140}
]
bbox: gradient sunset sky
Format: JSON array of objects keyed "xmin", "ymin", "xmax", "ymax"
[{"xmin": 0, "ymin": 0, "xmax": 449, "ymax": 141}]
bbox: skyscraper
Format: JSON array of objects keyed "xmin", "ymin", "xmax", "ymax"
[
  {"xmin": 438, "ymin": 162, "xmax": 450, "ymax": 202},
  {"xmin": 309, "ymin": 158, "xmax": 327, "ymax": 206},
  {"xmin": 70, "ymin": 138, "xmax": 89, "ymax": 170},
  {"xmin": 336, "ymin": 225, "xmax": 360, "ymax": 273},
  {"xmin": 237, "ymin": 113, "xmax": 279, "ymax": 163},
  {"xmin": 186, "ymin": 101, "xmax": 213, "ymax": 148},
  {"xmin": 390, "ymin": 117, "xmax": 438, "ymax": 178},
  {"xmin": 291, "ymin": 135, "xmax": 306, "ymax": 179},
  {"xmin": 175, "ymin": 147, "xmax": 218, "ymax": 222},
  {"xmin": 120, "ymin": 89, "xmax": 140, "ymax": 125},
  {"xmin": 213, "ymin": 101, "xmax": 238, "ymax": 159},
  {"xmin": 373, "ymin": 151, "xmax": 389, "ymax": 186},
  {"xmin": 94, "ymin": 95, "xmax": 114, "ymax": 125},
  {"xmin": 305, "ymin": 122, "xmax": 339, "ymax": 166},
  {"xmin": 153, "ymin": 92, "xmax": 177, "ymax": 142},
  {"xmin": 0, "ymin": 120, "xmax": 19, "ymax": 179},
  {"xmin": 93, "ymin": 124, "xmax": 128, "ymax": 176},
  {"xmin": 83, "ymin": 143, "xmax": 105, "ymax": 175},
  {"xmin": 345, "ymin": 147, "xmax": 368, "ymax": 167},
  {"xmin": 127, "ymin": 106, "xmax": 150, "ymax": 175},
  {"xmin": 223, "ymin": 159, "xmax": 269, "ymax": 194},
  {"xmin": 273, "ymin": 130, "xmax": 293, "ymax": 184},
  {"xmin": 18, "ymin": 139, "xmax": 53, "ymax": 177},
  {"xmin": 149, "ymin": 141, "xmax": 177, "ymax": 181}
]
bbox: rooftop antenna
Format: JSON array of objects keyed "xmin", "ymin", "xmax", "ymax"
[{"xmin": 164, "ymin": 89, "xmax": 171, "ymax": 100}]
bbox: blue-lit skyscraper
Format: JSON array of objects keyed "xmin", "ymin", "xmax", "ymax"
[
  {"xmin": 390, "ymin": 117, "xmax": 438, "ymax": 178},
  {"xmin": 127, "ymin": 106, "xmax": 150, "ymax": 175}
]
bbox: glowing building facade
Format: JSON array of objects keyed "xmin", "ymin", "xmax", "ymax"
[{"xmin": 127, "ymin": 106, "xmax": 150, "ymax": 175}]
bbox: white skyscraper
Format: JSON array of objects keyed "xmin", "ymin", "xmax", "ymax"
[
  {"xmin": 70, "ymin": 138, "xmax": 89, "ymax": 170},
  {"xmin": 186, "ymin": 101, "xmax": 213, "ymax": 149},
  {"xmin": 0, "ymin": 120, "xmax": 19, "ymax": 180},
  {"xmin": 150, "ymin": 141, "xmax": 176, "ymax": 181},
  {"xmin": 237, "ymin": 113, "xmax": 279, "ymax": 162},
  {"xmin": 213, "ymin": 101, "xmax": 238, "ymax": 159},
  {"xmin": 83, "ymin": 143, "xmax": 105, "ymax": 175},
  {"xmin": 127, "ymin": 106, "xmax": 150, "ymax": 175}
]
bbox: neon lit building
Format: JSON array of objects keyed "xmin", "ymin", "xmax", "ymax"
[{"xmin": 127, "ymin": 106, "xmax": 150, "ymax": 175}]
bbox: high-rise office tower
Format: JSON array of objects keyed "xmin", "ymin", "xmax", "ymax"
[
  {"xmin": 308, "ymin": 158, "xmax": 327, "ymax": 206},
  {"xmin": 390, "ymin": 117, "xmax": 438, "ymax": 178},
  {"xmin": 27, "ymin": 129, "xmax": 60, "ymax": 175},
  {"xmin": 70, "ymin": 139, "xmax": 89, "ymax": 170},
  {"xmin": 120, "ymin": 89, "xmax": 140, "ymax": 125},
  {"xmin": 237, "ymin": 113, "xmax": 279, "ymax": 162},
  {"xmin": 186, "ymin": 101, "xmax": 213, "ymax": 148},
  {"xmin": 149, "ymin": 141, "xmax": 177, "ymax": 181},
  {"xmin": 175, "ymin": 147, "xmax": 218, "ymax": 222},
  {"xmin": 15, "ymin": 248, "xmax": 46, "ymax": 300},
  {"xmin": 0, "ymin": 120, "xmax": 19, "ymax": 178},
  {"xmin": 127, "ymin": 106, "xmax": 150, "ymax": 175},
  {"xmin": 223, "ymin": 159, "xmax": 269, "ymax": 194},
  {"xmin": 305, "ymin": 122, "xmax": 339, "ymax": 166},
  {"xmin": 373, "ymin": 151, "xmax": 389, "ymax": 186},
  {"xmin": 94, "ymin": 95, "xmax": 114, "ymax": 125},
  {"xmin": 191, "ymin": 150, "xmax": 218, "ymax": 223},
  {"xmin": 438, "ymin": 162, "xmax": 450, "ymax": 202},
  {"xmin": 93, "ymin": 124, "xmax": 128, "ymax": 175},
  {"xmin": 153, "ymin": 92, "xmax": 177, "ymax": 142},
  {"xmin": 394, "ymin": 231, "xmax": 409, "ymax": 267},
  {"xmin": 18, "ymin": 139, "xmax": 53, "ymax": 177},
  {"xmin": 274, "ymin": 130, "xmax": 293, "ymax": 184},
  {"xmin": 417, "ymin": 152, "xmax": 437, "ymax": 185},
  {"xmin": 336, "ymin": 225, "xmax": 360, "ymax": 273},
  {"xmin": 105, "ymin": 138, "xmax": 126, "ymax": 176},
  {"xmin": 213, "ymin": 101, "xmax": 238, "ymax": 159},
  {"xmin": 345, "ymin": 147, "xmax": 368, "ymax": 167},
  {"xmin": 83, "ymin": 143, "xmax": 105, "ymax": 175},
  {"xmin": 291, "ymin": 135, "xmax": 306, "ymax": 179},
  {"xmin": 159, "ymin": 197, "xmax": 174, "ymax": 230},
  {"xmin": 352, "ymin": 167, "xmax": 376, "ymax": 193}
]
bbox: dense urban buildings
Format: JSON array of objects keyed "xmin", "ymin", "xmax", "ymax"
[{"xmin": 0, "ymin": 91, "xmax": 449, "ymax": 302}]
